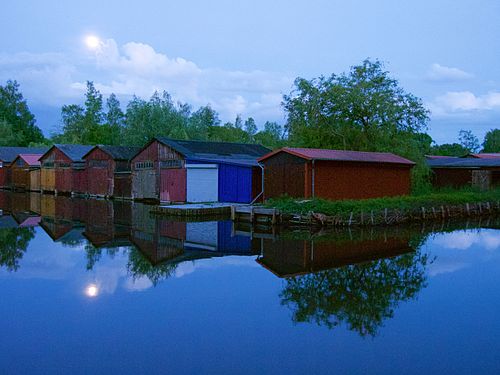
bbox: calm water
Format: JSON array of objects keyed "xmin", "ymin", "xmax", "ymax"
[{"xmin": 1, "ymin": 192, "xmax": 500, "ymax": 374}]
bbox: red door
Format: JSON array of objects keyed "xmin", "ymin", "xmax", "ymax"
[{"xmin": 160, "ymin": 169, "xmax": 186, "ymax": 202}]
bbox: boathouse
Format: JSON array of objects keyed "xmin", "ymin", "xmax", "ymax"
[
  {"xmin": 39, "ymin": 144, "xmax": 93, "ymax": 194},
  {"xmin": 83, "ymin": 145, "xmax": 141, "ymax": 198},
  {"xmin": 258, "ymin": 148, "xmax": 415, "ymax": 201},
  {"xmin": 11, "ymin": 154, "xmax": 44, "ymax": 191},
  {"xmin": 131, "ymin": 137, "xmax": 269, "ymax": 203},
  {"xmin": 427, "ymin": 157, "xmax": 500, "ymax": 190},
  {"xmin": 0, "ymin": 147, "xmax": 48, "ymax": 189}
]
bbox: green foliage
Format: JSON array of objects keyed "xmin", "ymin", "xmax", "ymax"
[
  {"xmin": 0, "ymin": 227, "xmax": 35, "ymax": 271},
  {"xmin": 0, "ymin": 80, "xmax": 45, "ymax": 146},
  {"xmin": 0, "ymin": 119, "xmax": 23, "ymax": 146},
  {"xmin": 430, "ymin": 142, "xmax": 468, "ymax": 156},
  {"xmin": 55, "ymin": 81, "xmax": 124, "ymax": 145},
  {"xmin": 482, "ymin": 129, "xmax": 500, "ymax": 153},
  {"xmin": 266, "ymin": 187, "xmax": 500, "ymax": 216},
  {"xmin": 459, "ymin": 129, "xmax": 480, "ymax": 153},
  {"xmin": 282, "ymin": 59, "xmax": 431, "ymax": 191},
  {"xmin": 254, "ymin": 121, "xmax": 285, "ymax": 149}
]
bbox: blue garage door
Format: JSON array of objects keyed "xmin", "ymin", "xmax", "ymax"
[{"xmin": 218, "ymin": 164, "xmax": 253, "ymax": 203}]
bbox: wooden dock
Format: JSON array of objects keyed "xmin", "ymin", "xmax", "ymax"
[
  {"xmin": 231, "ymin": 206, "xmax": 281, "ymax": 224},
  {"xmin": 151, "ymin": 202, "xmax": 236, "ymax": 217}
]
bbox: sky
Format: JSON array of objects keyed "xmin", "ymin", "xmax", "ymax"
[{"xmin": 1, "ymin": 0, "xmax": 499, "ymax": 144}]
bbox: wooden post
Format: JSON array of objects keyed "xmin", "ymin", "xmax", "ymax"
[
  {"xmin": 360, "ymin": 211, "xmax": 364, "ymax": 225},
  {"xmin": 231, "ymin": 206, "xmax": 236, "ymax": 221},
  {"xmin": 466, "ymin": 203, "xmax": 470, "ymax": 216},
  {"xmin": 370, "ymin": 210, "xmax": 374, "ymax": 225},
  {"xmin": 348, "ymin": 211, "xmax": 353, "ymax": 226},
  {"xmin": 250, "ymin": 207, "xmax": 255, "ymax": 223},
  {"xmin": 272, "ymin": 208, "xmax": 277, "ymax": 225},
  {"xmin": 441, "ymin": 205, "xmax": 445, "ymax": 219},
  {"xmin": 384, "ymin": 208, "xmax": 388, "ymax": 223},
  {"xmin": 421, "ymin": 207, "xmax": 425, "ymax": 219}
]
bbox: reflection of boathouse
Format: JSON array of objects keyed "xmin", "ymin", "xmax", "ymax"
[{"xmin": 254, "ymin": 230, "xmax": 414, "ymax": 278}]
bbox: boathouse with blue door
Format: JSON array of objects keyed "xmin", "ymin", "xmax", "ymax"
[{"xmin": 132, "ymin": 137, "xmax": 269, "ymax": 203}]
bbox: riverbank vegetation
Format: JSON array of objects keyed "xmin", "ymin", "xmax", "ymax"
[{"xmin": 265, "ymin": 188, "xmax": 500, "ymax": 218}]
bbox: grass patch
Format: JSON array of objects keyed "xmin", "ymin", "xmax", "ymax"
[{"xmin": 264, "ymin": 188, "xmax": 500, "ymax": 216}]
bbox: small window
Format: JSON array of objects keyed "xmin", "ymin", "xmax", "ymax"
[
  {"xmin": 160, "ymin": 160, "xmax": 182, "ymax": 169},
  {"xmin": 135, "ymin": 161, "xmax": 154, "ymax": 170}
]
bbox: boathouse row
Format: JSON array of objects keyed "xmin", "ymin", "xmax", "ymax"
[
  {"xmin": 258, "ymin": 148, "xmax": 415, "ymax": 201},
  {"xmin": 131, "ymin": 137, "xmax": 270, "ymax": 203}
]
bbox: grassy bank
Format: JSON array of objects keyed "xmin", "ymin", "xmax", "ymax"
[{"xmin": 264, "ymin": 188, "xmax": 500, "ymax": 218}]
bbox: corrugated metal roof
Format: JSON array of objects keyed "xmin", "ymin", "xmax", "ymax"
[
  {"xmin": 427, "ymin": 157, "xmax": 500, "ymax": 168},
  {"xmin": 188, "ymin": 157, "xmax": 259, "ymax": 167},
  {"xmin": 466, "ymin": 153, "xmax": 500, "ymax": 159},
  {"xmin": 84, "ymin": 145, "xmax": 142, "ymax": 160},
  {"xmin": 156, "ymin": 137, "xmax": 270, "ymax": 160},
  {"xmin": 16, "ymin": 154, "xmax": 43, "ymax": 166},
  {"xmin": 0, "ymin": 147, "xmax": 48, "ymax": 163},
  {"xmin": 426, "ymin": 155, "xmax": 459, "ymax": 159},
  {"xmin": 53, "ymin": 144, "xmax": 94, "ymax": 162},
  {"xmin": 259, "ymin": 147, "xmax": 415, "ymax": 165}
]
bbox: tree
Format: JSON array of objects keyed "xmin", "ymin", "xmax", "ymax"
[
  {"xmin": 431, "ymin": 143, "xmax": 468, "ymax": 157},
  {"xmin": 0, "ymin": 119, "xmax": 23, "ymax": 146},
  {"xmin": 104, "ymin": 93, "xmax": 125, "ymax": 145},
  {"xmin": 282, "ymin": 59, "xmax": 431, "ymax": 190},
  {"xmin": 458, "ymin": 129, "xmax": 480, "ymax": 153},
  {"xmin": 122, "ymin": 91, "xmax": 189, "ymax": 145},
  {"xmin": 482, "ymin": 129, "xmax": 500, "ymax": 153},
  {"xmin": 244, "ymin": 117, "xmax": 258, "ymax": 138},
  {"xmin": 187, "ymin": 105, "xmax": 220, "ymax": 140},
  {"xmin": 254, "ymin": 121, "xmax": 285, "ymax": 149},
  {"xmin": 0, "ymin": 80, "xmax": 45, "ymax": 145}
]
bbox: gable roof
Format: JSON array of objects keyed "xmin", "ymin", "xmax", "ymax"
[
  {"xmin": 0, "ymin": 147, "xmax": 48, "ymax": 163},
  {"xmin": 427, "ymin": 157, "xmax": 500, "ymax": 168},
  {"xmin": 155, "ymin": 137, "xmax": 270, "ymax": 160},
  {"xmin": 13, "ymin": 154, "xmax": 44, "ymax": 167},
  {"xmin": 258, "ymin": 147, "xmax": 415, "ymax": 166},
  {"xmin": 425, "ymin": 155, "xmax": 459, "ymax": 160},
  {"xmin": 40, "ymin": 144, "xmax": 94, "ymax": 162},
  {"xmin": 83, "ymin": 145, "xmax": 142, "ymax": 161}
]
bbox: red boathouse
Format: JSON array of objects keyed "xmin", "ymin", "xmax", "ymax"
[
  {"xmin": 83, "ymin": 145, "xmax": 141, "ymax": 198},
  {"xmin": 258, "ymin": 148, "xmax": 415, "ymax": 201}
]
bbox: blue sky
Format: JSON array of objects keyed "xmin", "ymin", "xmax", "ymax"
[{"xmin": 1, "ymin": 0, "xmax": 499, "ymax": 144}]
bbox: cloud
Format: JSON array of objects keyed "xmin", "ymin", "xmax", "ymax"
[
  {"xmin": 426, "ymin": 63, "xmax": 473, "ymax": 82},
  {"xmin": 0, "ymin": 38, "xmax": 292, "ymax": 126},
  {"xmin": 428, "ymin": 90, "xmax": 500, "ymax": 116}
]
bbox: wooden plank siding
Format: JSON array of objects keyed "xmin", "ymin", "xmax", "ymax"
[
  {"xmin": 11, "ymin": 159, "xmax": 30, "ymax": 191},
  {"xmin": 261, "ymin": 151, "xmax": 412, "ymax": 201},
  {"xmin": 0, "ymin": 163, "xmax": 12, "ymax": 189},
  {"xmin": 85, "ymin": 148, "xmax": 116, "ymax": 197},
  {"xmin": 131, "ymin": 140, "xmax": 186, "ymax": 202}
]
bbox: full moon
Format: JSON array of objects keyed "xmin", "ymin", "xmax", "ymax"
[
  {"xmin": 84, "ymin": 35, "xmax": 101, "ymax": 50},
  {"xmin": 85, "ymin": 283, "xmax": 99, "ymax": 297}
]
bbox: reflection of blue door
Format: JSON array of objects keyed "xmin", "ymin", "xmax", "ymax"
[
  {"xmin": 218, "ymin": 164, "xmax": 253, "ymax": 203},
  {"xmin": 217, "ymin": 221, "xmax": 251, "ymax": 254}
]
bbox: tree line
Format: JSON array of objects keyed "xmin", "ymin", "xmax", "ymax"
[{"xmin": 1, "ymin": 59, "xmax": 499, "ymax": 190}]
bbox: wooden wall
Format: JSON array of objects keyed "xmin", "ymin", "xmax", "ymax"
[
  {"xmin": 262, "ymin": 152, "xmax": 306, "ymax": 199},
  {"xmin": 85, "ymin": 148, "xmax": 115, "ymax": 196}
]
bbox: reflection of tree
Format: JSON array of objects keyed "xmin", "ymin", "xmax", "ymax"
[
  {"xmin": 84, "ymin": 245, "xmax": 121, "ymax": 270},
  {"xmin": 127, "ymin": 247, "xmax": 178, "ymax": 286},
  {"xmin": 280, "ymin": 250, "xmax": 429, "ymax": 337},
  {"xmin": 0, "ymin": 228, "xmax": 35, "ymax": 271}
]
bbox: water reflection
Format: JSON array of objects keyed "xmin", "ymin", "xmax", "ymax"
[{"xmin": 1, "ymin": 191, "xmax": 500, "ymax": 337}]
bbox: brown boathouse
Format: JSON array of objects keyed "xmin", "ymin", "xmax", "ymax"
[
  {"xmin": 11, "ymin": 154, "xmax": 44, "ymax": 191},
  {"xmin": 258, "ymin": 148, "xmax": 415, "ymax": 201},
  {"xmin": 83, "ymin": 145, "xmax": 141, "ymax": 199}
]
